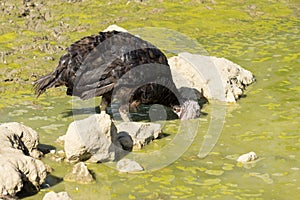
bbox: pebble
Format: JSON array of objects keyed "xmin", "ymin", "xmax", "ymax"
[
  {"xmin": 116, "ymin": 158, "xmax": 144, "ymax": 172},
  {"xmin": 237, "ymin": 151, "xmax": 258, "ymax": 163}
]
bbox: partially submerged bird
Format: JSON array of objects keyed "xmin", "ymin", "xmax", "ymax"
[{"xmin": 35, "ymin": 30, "xmax": 200, "ymax": 120}]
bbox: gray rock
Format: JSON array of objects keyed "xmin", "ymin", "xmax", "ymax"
[
  {"xmin": 116, "ymin": 122, "xmax": 162, "ymax": 150},
  {"xmin": 64, "ymin": 162, "xmax": 95, "ymax": 184},
  {"xmin": 168, "ymin": 52, "xmax": 255, "ymax": 102},
  {"xmin": 43, "ymin": 191, "xmax": 72, "ymax": 200},
  {"xmin": 64, "ymin": 113, "xmax": 121, "ymax": 163},
  {"xmin": 116, "ymin": 159, "xmax": 144, "ymax": 172},
  {"xmin": 0, "ymin": 123, "xmax": 47, "ymax": 197}
]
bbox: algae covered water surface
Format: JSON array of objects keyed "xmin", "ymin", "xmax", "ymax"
[{"xmin": 0, "ymin": 0, "xmax": 299, "ymax": 199}]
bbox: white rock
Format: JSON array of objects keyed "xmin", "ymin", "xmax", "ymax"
[
  {"xmin": 0, "ymin": 123, "xmax": 47, "ymax": 197},
  {"xmin": 116, "ymin": 159, "xmax": 144, "ymax": 172},
  {"xmin": 0, "ymin": 122, "xmax": 41, "ymax": 158},
  {"xmin": 64, "ymin": 113, "xmax": 121, "ymax": 163},
  {"xmin": 43, "ymin": 191, "xmax": 72, "ymax": 200},
  {"xmin": 116, "ymin": 122, "xmax": 161, "ymax": 149},
  {"xmin": 237, "ymin": 151, "xmax": 258, "ymax": 163},
  {"xmin": 168, "ymin": 52, "xmax": 255, "ymax": 102}
]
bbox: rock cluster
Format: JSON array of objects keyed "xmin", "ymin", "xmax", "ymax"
[
  {"xmin": 0, "ymin": 122, "xmax": 47, "ymax": 198},
  {"xmin": 63, "ymin": 113, "xmax": 162, "ymax": 163}
]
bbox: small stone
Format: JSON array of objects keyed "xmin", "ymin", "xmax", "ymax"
[
  {"xmin": 64, "ymin": 162, "xmax": 95, "ymax": 184},
  {"xmin": 56, "ymin": 135, "xmax": 65, "ymax": 145},
  {"xmin": 116, "ymin": 158, "xmax": 144, "ymax": 172},
  {"xmin": 237, "ymin": 151, "xmax": 258, "ymax": 163},
  {"xmin": 43, "ymin": 191, "xmax": 72, "ymax": 200},
  {"xmin": 50, "ymin": 149, "xmax": 56, "ymax": 154}
]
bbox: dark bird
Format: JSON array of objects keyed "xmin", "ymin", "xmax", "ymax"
[{"xmin": 34, "ymin": 30, "xmax": 200, "ymax": 120}]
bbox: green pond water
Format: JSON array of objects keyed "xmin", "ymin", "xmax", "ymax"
[{"xmin": 0, "ymin": 0, "xmax": 299, "ymax": 199}]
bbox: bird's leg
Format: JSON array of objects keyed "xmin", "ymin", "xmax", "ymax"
[
  {"xmin": 119, "ymin": 104, "xmax": 130, "ymax": 122},
  {"xmin": 100, "ymin": 97, "xmax": 108, "ymax": 114},
  {"xmin": 129, "ymin": 100, "xmax": 141, "ymax": 113},
  {"xmin": 100, "ymin": 93, "xmax": 111, "ymax": 114}
]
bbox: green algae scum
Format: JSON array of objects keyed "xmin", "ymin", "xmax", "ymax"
[{"xmin": 0, "ymin": 0, "xmax": 299, "ymax": 199}]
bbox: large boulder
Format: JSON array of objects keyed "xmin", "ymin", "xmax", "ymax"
[
  {"xmin": 0, "ymin": 123, "xmax": 47, "ymax": 198},
  {"xmin": 64, "ymin": 113, "xmax": 121, "ymax": 163},
  {"xmin": 169, "ymin": 52, "xmax": 255, "ymax": 102}
]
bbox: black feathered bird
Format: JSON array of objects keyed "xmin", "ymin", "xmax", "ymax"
[{"xmin": 35, "ymin": 30, "xmax": 200, "ymax": 120}]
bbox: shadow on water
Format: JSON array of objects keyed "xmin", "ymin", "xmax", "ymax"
[
  {"xmin": 38, "ymin": 144, "xmax": 57, "ymax": 155},
  {"xmin": 17, "ymin": 175, "xmax": 63, "ymax": 199}
]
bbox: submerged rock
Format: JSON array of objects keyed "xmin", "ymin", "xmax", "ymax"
[
  {"xmin": 64, "ymin": 113, "xmax": 121, "ymax": 163},
  {"xmin": 116, "ymin": 159, "xmax": 144, "ymax": 172},
  {"xmin": 0, "ymin": 123, "xmax": 47, "ymax": 197},
  {"xmin": 116, "ymin": 122, "xmax": 161, "ymax": 150},
  {"xmin": 64, "ymin": 162, "xmax": 95, "ymax": 184},
  {"xmin": 169, "ymin": 52, "xmax": 255, "ymax": 102},
  {"xmin": 43, "ymin": 191, "xmax": 72, "ymax": 200},
  {"xmin": 237, "ymin": 151, "xmax": 258, "ymax": 163}
]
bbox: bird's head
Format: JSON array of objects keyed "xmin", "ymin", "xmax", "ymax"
[{"xmin": 172, "ymin": 100, "xmax": 200, "ymax": 120}]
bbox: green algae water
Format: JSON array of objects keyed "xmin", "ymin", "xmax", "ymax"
[{"xmin": 0, "ymin": 0, "xmax": 299, "ymax": 199}]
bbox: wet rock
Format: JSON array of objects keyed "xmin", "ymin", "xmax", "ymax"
[
  {"xmin": 116, "ymin": 159, "xmax": 144, "ymax": 172},
  {"xmin": 0, "ymin": 123, "xmax": 47, "ymax": 197},
  {"xmin": 169, "ymin": 52, "xmax": 255, "ymax": 102},
  {"xmin": 116, "ymin": 122, "xmax": 162, "ymax": 150},
  {"xmin": 237, "ymin": 151, "xmax": 258, "ymax": 163},
  {"xmin": 64, "ymin": 162, "xmax": 95, "ymax": 184},
  {"xmin": 43, "ymin": 191, "xmax": 72, "ymax": 200},
  {"xmin": 64, "ymin": 113, "xmax": 121, "ymax": 163}
]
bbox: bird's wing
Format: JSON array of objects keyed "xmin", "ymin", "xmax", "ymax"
[{"xmin": 73, "ymin": 32, "xmax": 157, "ymax": 98}]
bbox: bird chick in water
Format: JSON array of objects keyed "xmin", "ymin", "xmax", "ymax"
[{"xmin": 34, "ymin": 30, "xmax": 200, "ymax": 121}]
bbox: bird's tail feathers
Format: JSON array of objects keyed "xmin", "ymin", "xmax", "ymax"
[{"xmin": 34, "ymin": 72, "xmax": 63, "ymax": 97}]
